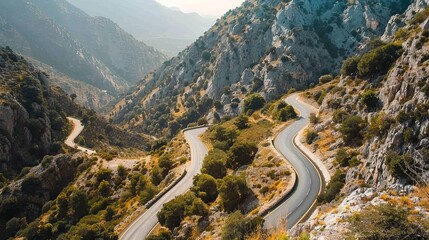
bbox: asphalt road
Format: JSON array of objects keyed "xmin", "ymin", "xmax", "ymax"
[
  {"xmin": 120, "ymin": 127, "xmax": 208, "ymax": 240},
  {"xmin": 264, "ymin": 94, "xmax": 323, "ymax": 229},
  {"xmin": 65, "ymin": 117, "xmax": 96, "ymax": 155}
]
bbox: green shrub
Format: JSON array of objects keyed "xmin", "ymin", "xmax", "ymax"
[
  {"xmin": 339, "ymin": 116, "xmax": 366, "ymax": 146},
  {"xmin": 341, "ymin": 56, "xmax": 360, "ymax": 76},
  {"xmin": 349, "ymin": 203, "xmax": 429, "ymax": 239},
  {"xmin": 318, "ymin": 170, "xmax": 345, "ymax": 203},
  {"xmin": 332, "ymin": 110, "xmax": 350, "ymax": 124},
  {"xmin": 309, "ymin": 113, "xmax": 318, "ymax": 124},
  {"xmin": 201, "ymin": 149, "xmax": 228, "ymax": 179},
  {"xmin": 357, "ymin": 43, "xmax": 402, "ymax": 77},
  {"xmin": 192, "ymin": 174, "xmax": 218, "ymax": 203},
  {"xmin": 243, "ymin": 94, "xmax": 265, "ymax": 113},
  {"xmin": 367, "ymin": 113, "xmax": 395, "ymax": 137},
  {"xmin": 221, "ymin": 211, "xmax": 264, "ymax": 240},
  {"xmin": 385, "ymin": 151, "xmax": 412, "ymax": 179},
  {"xmin": 157, "ymin": 192, "xmax": 198, "ymax": 230},
  {"xmin": 218, "ymin": 175, "xmax": 249, "ymax": 212},
  {"xmin": 209, "ymin": 126, "xmax": 238, "ymax": 151},
  {"xmin": 360, "ymin": 90, "xmax": 379, "ymax": 110},
  {"xmin": 227, "ymin": 142, "xmax": 258, "ymax": 170},
  {"xmin": 305, "ymin": 130, "xmax": 318, "ymax": 144},
  {"xmin": 277, "ymin": 105, "xmax": 297, "ymax": 121},
  {"xmin": 234, "ymin": 115, "xmax": 250, "ymax": 129},
  {"xmin": 335, "ymin": 148, "xmax": 359, "ymax": 167},
  {"xmin": 319, "ymin": 74, "xmax": 333, "ymax": 84}
]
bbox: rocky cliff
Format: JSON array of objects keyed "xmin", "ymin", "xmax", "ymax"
[
  {"xmin": 0, "ymin": 47, "xmax": 69, "ymax": 179},
  {"xmin": 112, "ymin": 0, "xmax": 410, "ymax": 137},
  {"xmin": 293, "ymin": 1, "xmax": 429, "ymax": 237}
]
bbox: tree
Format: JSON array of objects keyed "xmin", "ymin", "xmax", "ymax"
[
  {"xmin": 98, "ymin": 180, "xmax": 111, "ymax": 197},
  {"xmin": 234, "ymin": 115, "xmax": 250, "ymax": 129},
  {"xmin": 159, "ymin": 154, "xmax": 173, "ymax": 177},
  {"xmin": 243, "ymin": 94, "xmax": 265, "ymax": 113},
  {"xmin": 192, "ymin": 174, "xmax": 218, "ymax": 203},
  {"xmin": 218, "ymin": 175, "xmax": 249, "ymax": 212},
  {"xmin": 69, "ymin": 189, "xmax": 88, "ymax": 219},
  {"xmin": 56, "ymin": 193, "xmax": 68, "ymax": 219},
  {"xmin": 209, "ymin": 126, "xmax": 238, "ymax": 150},
  {"xmin": 339, "ymin": 116, "xmax": 366, "ymax": 146},
  {"xmin": 277, "ymin": 105, "xmax": 297, "ymax": 121},
  {"xmin": 70, "ymin": 93, "xmax": 77, "ymax": 102},
  {"xmin": 157, "ymin": 192, "xmax": 196, "ymax": 230},
  {"xmin": 202, "ymin": 149, "xmax": 228, "ymax": 179},
  {"xmin": 227, "ymin": 142, "xmax": 258, "ymax": 170}
]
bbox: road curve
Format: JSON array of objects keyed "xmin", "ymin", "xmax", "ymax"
[
  {"xmin": 65, "ymin": 117, "xmax": 96, "ymax": 155},
  {"xmin": 120, "ymin": 127, "xmax": 208, "ymax": 240},
  {"xmin": 264, "ymin": 94, "xmax": 324, "ymax": 229}
]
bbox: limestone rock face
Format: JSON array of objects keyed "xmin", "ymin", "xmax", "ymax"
[
  {"xmin": 113, "ymin": 0, "xmax": 409, "ymax": 136},
  {"xmin": 0, "ymin": 154, "xmax": 83, "ymax": 222}
]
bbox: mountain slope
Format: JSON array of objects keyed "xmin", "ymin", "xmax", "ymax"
[
  {"xmin": 111, "ymin": 0, "xmax": 410, "ymax": 137},
  {"xmin": 66, "ymin": 0, "xmax": 215, "ymax": 56},
  {"xmin": 0, "ymin": 0, "xmax": 167, "ymax": 109}
]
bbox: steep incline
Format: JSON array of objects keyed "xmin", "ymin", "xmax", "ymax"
[{"xmin": 112, "ymin": 0, "xmax": 410, "ymax": 137}]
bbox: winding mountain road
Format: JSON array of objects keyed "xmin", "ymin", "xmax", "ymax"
[
  {"xmin": 65, "ymin": 117, "xmax": 96, "ymax": 155},
  {"xmin": 263, "ymin": 94, "xmax": 324, "ymax": 229},
  {"xmin": 119, "ymin": 93, "xmax": 323, "ymax": 239},
  {"xmin": 120, "ymin": 127, "xmax": 208, "ymax": 240}
]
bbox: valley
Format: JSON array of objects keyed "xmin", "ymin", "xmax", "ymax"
[{"xmin": 0, "ymin": 0, "xmax": 429, "ymax": 240}]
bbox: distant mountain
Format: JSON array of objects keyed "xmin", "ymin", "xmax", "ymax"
[
  {"xmin": 66, "ymin": 0, "xmax": 216, "ymax": 56},
  {"xmin": 0, "ymin": 0, "xmax": 167, "ymax": 110}
]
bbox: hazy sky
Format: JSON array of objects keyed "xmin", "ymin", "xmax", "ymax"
[{"xmin": 155, "ymin": 0, "xmax": 245, "ymax": 17}]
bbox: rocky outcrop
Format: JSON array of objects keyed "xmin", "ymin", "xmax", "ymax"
[
  {"xmin": 0, "ymin": 154, "xmax": 85, "ymax": 225},
  {"xmin": 0, "ymin": 47, "xmax": 68, "ymax": 178},
  {"xmin": 112, "ymin": 0, "xmax": 410, "ymax": 136}
]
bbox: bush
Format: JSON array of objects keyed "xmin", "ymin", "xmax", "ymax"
[
  {"xmin": 357, "ymin": 43, "xmax": 402, "ymax": 77},
  {"xmin": 202, "ymin": 149, "xmax": 228, "ymax": 179},
  {"xmin": 209, "ymin": 126, "xmax": 238, "ymax": 151},
  {"xmin": 332, "ymin": 110, "xmax": 350, "ymax": 124},
  {"xmin": 318, "ymin": 170, "xmax": 345, "ymax": 203},
  {"xmin": 277, "ymin": 105, "xmax": 297, "ymax": 122},
  {"xmin": 69, "ymin": 189, "xmax": 89, "ymax": 220},
  {"xmin": 192, "ymin": 174, "xmax": 218, "ymax": 203},
  {"xmin": 385, "ymin": 151, "xmax": 412, "ymax": 179},
  {"xmin": 234, "ymin": 115, "xmax": 250, "ymax": 129},
  {"xmin": 309, "ymin": 113, "xmax": 318, "ymax": 124},
  {"xmin": 218, "ymin": 175, "xmax": 249, "ymax": 212},
  {"xmin": 243, "ymin": 94, "xmax": 265, "ymax": 113},
  {"xmin": 158, "ymin": 154, "xmax": 173, "ymax": 176},
  {"xmin": 221, "ymin": 211, "xmax": 264, "ymax": 240},
  {"xmin": 341, "ymin": 56, "xmax": 360, "ymax": 76},
  {"xmin": 339, "ymin": 116, "xmax": 366, "ymax": 146},
  {"xmin": 227, "ymin": 142, "xmax": 258, "ymax": 170},
  {"xmin": 360, "ymin": 90, "xmax": 379, "ymax": 110},
  {"xmin": 367, "ymin": 113, "xmax": 394, "ymax": 137},
  {"xmin": 95, "ymin": 169, "xmax": 112, "ymax": 183},
  {"xmin": 349, "ymin": 204, "xmax": 429, "ymax": 239},
  {"xmin": 157, "ymin": 192, "xmax": 197, "ymax": 230},
  {"xmin": 319, "ymin": 74, "xmax": 333, "ymax": 84},
  {"xmin": 305, "ymin": 130, "xmax": 318, "ymax": 144},
  {"xmin": 335, "ymin": 148, "xmax": 359, "ymax": 167}
]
